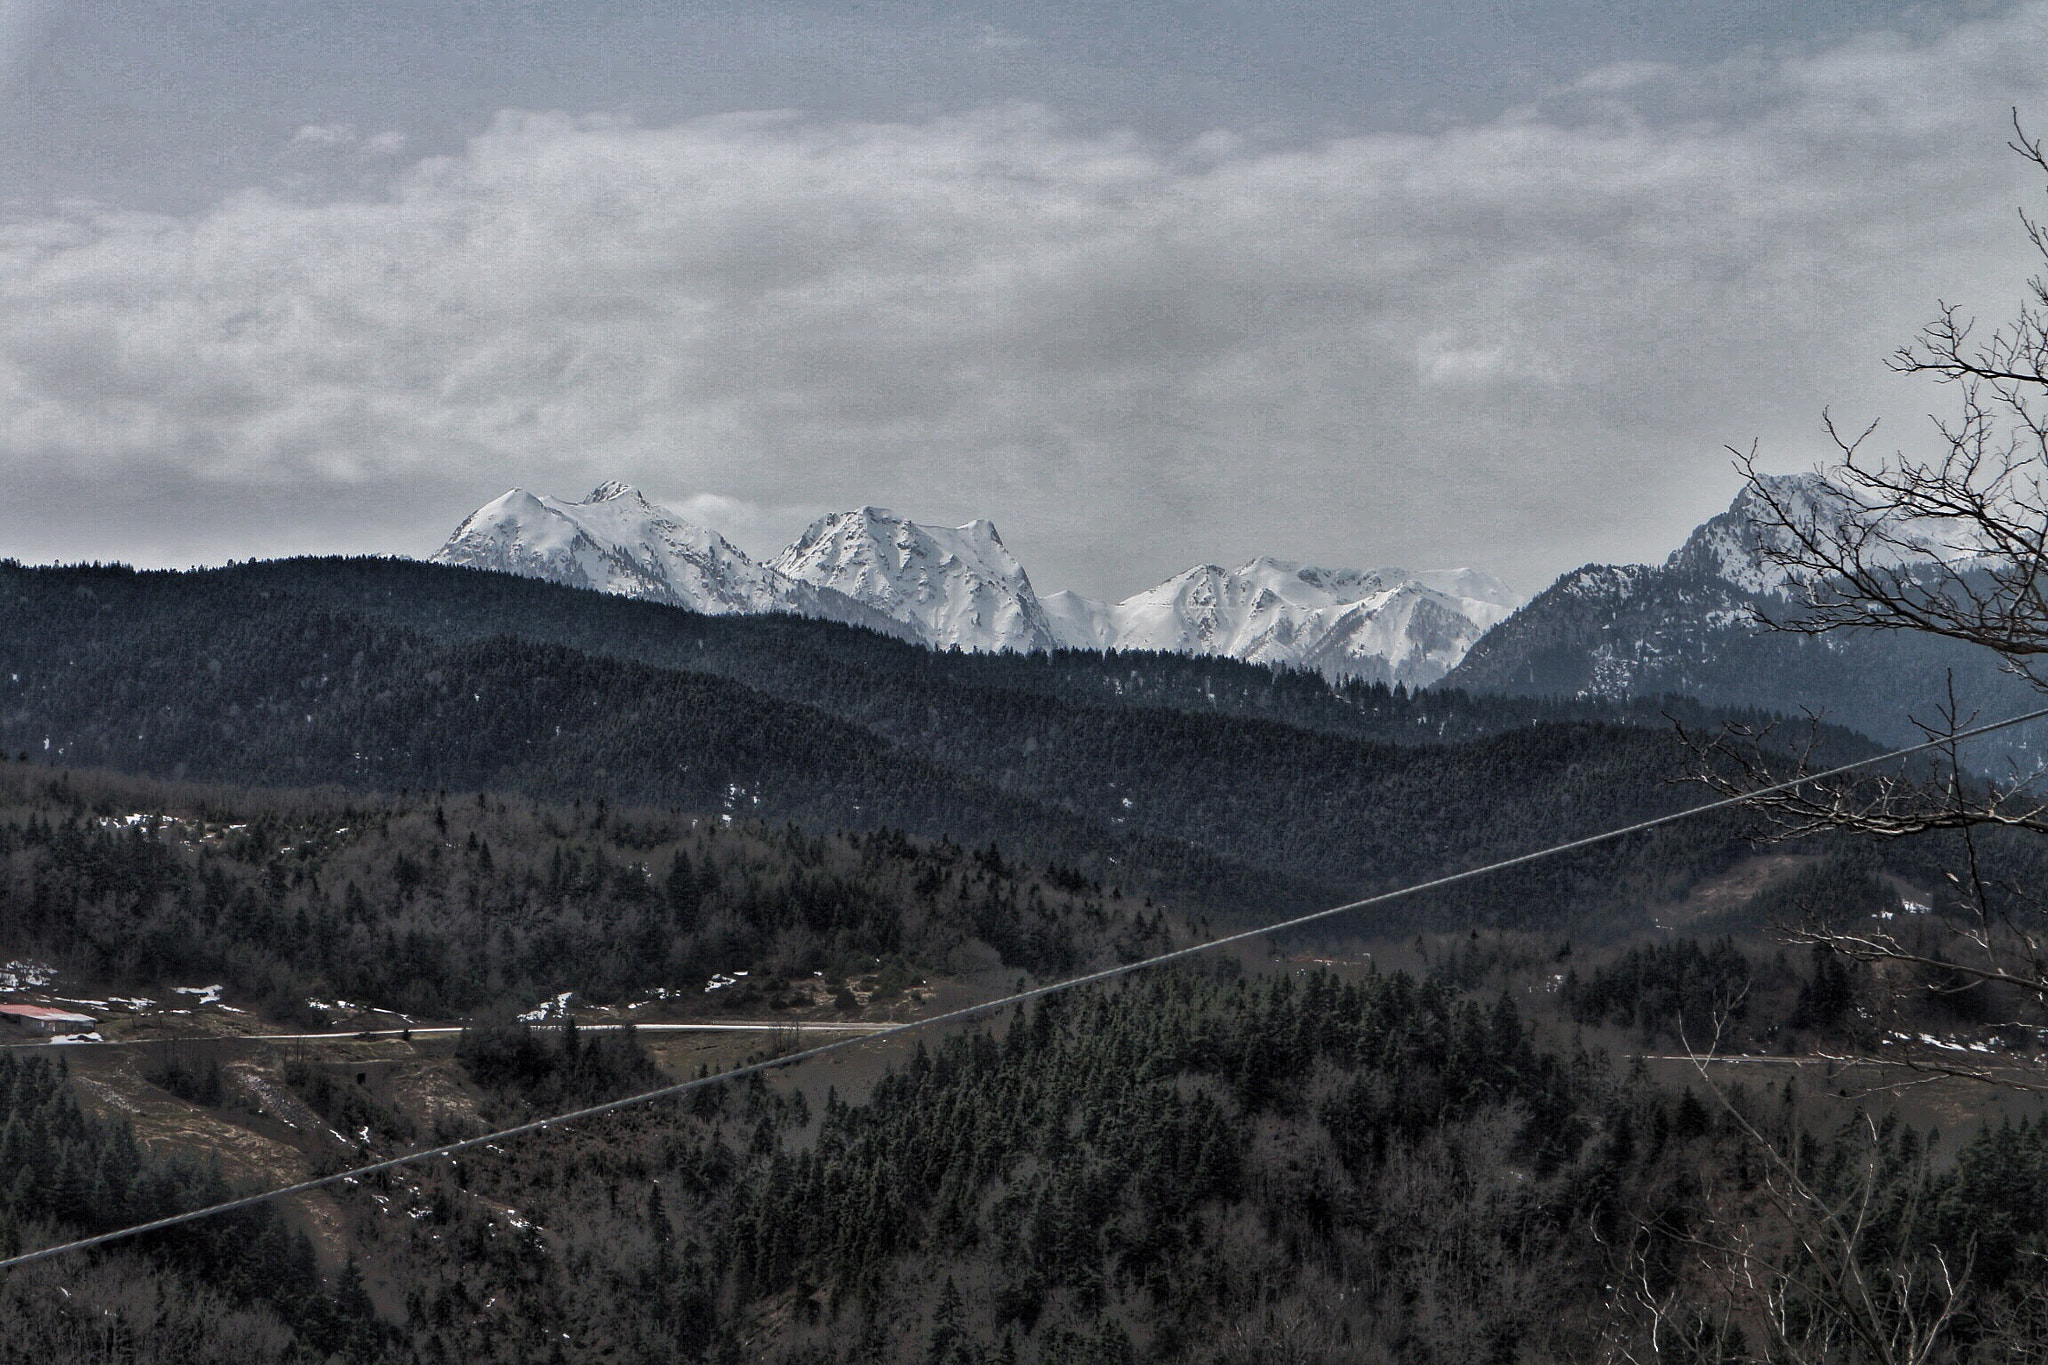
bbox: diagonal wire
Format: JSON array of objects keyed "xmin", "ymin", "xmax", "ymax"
[{"xmin": 5, "ymin": 702, "xmax": 2046, "ymax": 1273}]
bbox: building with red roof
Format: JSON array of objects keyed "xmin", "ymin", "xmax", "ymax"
[{"xmin": 0, "ymin": 1003, "xmax": 98, "ymax": 1036}]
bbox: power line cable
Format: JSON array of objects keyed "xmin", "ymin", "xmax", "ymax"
[{"xmin": 5, "ymin": 702, "xmax": 2045, "ymax": 1273}]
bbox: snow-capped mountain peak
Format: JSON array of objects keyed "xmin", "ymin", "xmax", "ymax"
[
  {"xmin": 1666, "ymin": 471, "xmax": 1975, "ymax": 595},
  {"xmin": 433, "ymin": 480, "xmax": 1518, "ymax": 681},
  {"xmin": 1050, "ymin": 556, "xmax": 1521, "ymax": 687},
  {"xmin": 770, "ymin": 507, "xmax": 1059, "ymax": 653},
  {"xmin": 430, "ymin": 484, "xmax": 914, "ymax": 637},
  {"xmin": 435, "ymin": 483, "xmax": 769, "ymax": 611},
  {"xmin": 1442, "ymin": 473, "xmax": 2036, "ymax": 755}
]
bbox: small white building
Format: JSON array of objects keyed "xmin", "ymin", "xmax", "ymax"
[{"xmin": 0, "ymin": 1003, "xmax": 98, "ymax": 1037}]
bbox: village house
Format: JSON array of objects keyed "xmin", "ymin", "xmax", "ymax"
[{"xmin": 0, "ymin": 1003, "xmax": 99, "ymax": 1037}]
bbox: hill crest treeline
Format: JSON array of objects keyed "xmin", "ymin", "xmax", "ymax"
[{"xmin": 0, "ymin": 556, "xmax": 1862, "ymax": 933}]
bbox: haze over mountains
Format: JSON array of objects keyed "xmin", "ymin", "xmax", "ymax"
[{"xmin": 432, "ymin": 481, "xmax": 1524, "ymax": 687}]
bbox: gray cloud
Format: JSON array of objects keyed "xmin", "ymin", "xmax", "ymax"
[{"xmin": 4, "ymin": 5, "xmax": 2048, "ymax": 599}]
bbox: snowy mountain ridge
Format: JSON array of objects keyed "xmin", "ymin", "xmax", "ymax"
[
  {"xmin": 769, "ymin": 507, "xmax": 1060, "ymax": 654},
  {"xmin": 432, "ymin": 483, "xmax": 1521, "ymax": 684},
  {"xmin": 1440, "ymin": 471, "xmax": 2038, "ymax": 753},
  {"xmin": 1054, "ymin": 557, "xmax": 1521, "ymax": 688},
  {"xmin": 429, "ymin": 482, "xmax": 914, "ymax": 638},
  {"xmin": 1664, "ymin": 471, "xmax": 1976, "ymax": 596}
]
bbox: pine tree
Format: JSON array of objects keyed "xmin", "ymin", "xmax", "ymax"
[{"xmin": 926, "ymin": 1275, "xmax": 975, "ymax": 1365}]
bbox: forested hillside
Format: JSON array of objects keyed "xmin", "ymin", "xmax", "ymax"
[
  {"xmin": 9, "ymin": 968, "xmax": 2048, "ymax": 1363},
  {"xmin": 0, "ymin": 766, "xmax": 1169, "ymax": 1021},
  {"xmin": 0, "ymin": 558, "xmax": 1869, "ymax": 933},
  {"xmin": 0, "ymin": 761, "xmax": 2037, "ymax": 1362},
  {"xmin": 7, "ymin": 558, "xmax": 2041, "ymax": 1365},
  {"xmin": 203, "ymin": 557, "xmax": 1681, "ymax": 748}
]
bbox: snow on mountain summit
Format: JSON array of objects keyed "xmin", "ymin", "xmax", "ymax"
[
  {"xmin": 430, "ymin": 483, "xmax": 911, "ymax": 636},
  {"xmin": 1059, "ymin": 556, "xmax": 1520, "ymax": 687},
  {"xmin": 769, "ymin": 507, "xmax": 1060, "ymax": 653},
  {"xmin": 1665, "ymin": 471, "xmax": 1977, "ymax": 595},
  {"xmin": 1040, "ymin": 589, "xmax": 1116, "ymax": 650},
  {"xmin": 432, "ymin": 481, "xmax": 1517, "ymax": 679},
  {"xmin": 435, "ymin": 481, "xmax": 783, "ymax": 612}
]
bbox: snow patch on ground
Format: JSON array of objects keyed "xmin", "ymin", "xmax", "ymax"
[
  {"xmin": 518, "ymin": 991, "xmax": 575, "ymax": 1022},
  {"xmin": 627, "ymin": 987, "xmax": 683, "ymax": 1010},
  {"xmin": 306, "ymin": 998, "xmax": 412, "ymax": 1020},
  {"xmin": 0, "ymin": 960, "xmax": 56, "ymax": 991},
  {"xmin": 1885, "ymin": 1031, "xmax": 2004, "ymax": 1055},
  {"xmin": 171, "ymin": 984, "xmax": 224, "ymax": 1005}
]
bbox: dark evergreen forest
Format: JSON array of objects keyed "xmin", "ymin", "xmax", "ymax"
[
  {"xmin": 2, "ymin": 559, "xmax": 2043, "ymax": 1362},
  {"xmin": 0, "ymin": 557, "xmax": 1883, "ymax": 934},
  {"xmin": 7, "ymin": 969, "xmax": 2048, "ymax": 1362},
  {"xmin": 0, "ymin": 766, "xmax": 1171, "ymax": 1020}
]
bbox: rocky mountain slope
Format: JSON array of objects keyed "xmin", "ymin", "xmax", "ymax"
[{"xmin": 1445, "ymin": 474, "xmax": 2037, "ymax": 753}]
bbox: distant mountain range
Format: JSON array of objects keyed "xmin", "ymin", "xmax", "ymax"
[
  {"xmin": 433, "ymin": 483, "xmax": 1522, "ymax": 687},
  {"xmin": 1043, "ymin": 561, "xmax": 1519, "ymax": 689},
  {"xmin": 431, "ymin": 473, "xmax": 2039, "ymax": 754}
]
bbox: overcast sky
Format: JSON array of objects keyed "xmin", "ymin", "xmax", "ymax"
[{"xmin": 3, "ymin": 0, "xmax": 2046, "ymax": 601}]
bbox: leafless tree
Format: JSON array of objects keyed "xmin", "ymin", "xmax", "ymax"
[
  {"xmin": 1738, "ymin": 113, "xmax": 2048, "ymax": 672},
  {"xmin": 1600, "ymin": 1125, "xmax": 1969, "ymax": 1365},
  {"xmin": 1688, "ymin": 690, "xmax": 2048, "ymax": 1082},
  {"xmin": 1693, "ymin": 114, "xmax": 2048, "ymax": 1072},
  {"xmin": 1594, "ymin": 997, "xmax": 1974, "ymax": 1365}
]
